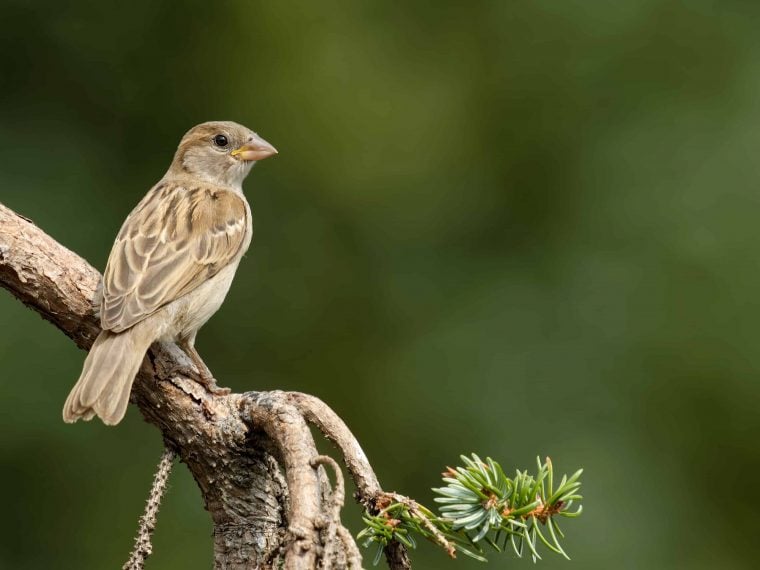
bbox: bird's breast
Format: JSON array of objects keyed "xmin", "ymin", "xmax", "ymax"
[{"xmin": 158, "ymin": 262, "xmax": 241, "ymax": 342}]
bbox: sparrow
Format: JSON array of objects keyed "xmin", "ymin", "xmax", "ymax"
[{"xmin": 63, "ymin": 121, "xmax": 277, "ymax": 425}]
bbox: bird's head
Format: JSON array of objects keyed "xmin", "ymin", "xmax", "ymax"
[{"xmin": 168, "ymin": 121, "xmax": 277, "ymax": 188}]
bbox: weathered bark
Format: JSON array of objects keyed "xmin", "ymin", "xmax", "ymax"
[{"xmin": 0, "ymin": 203, "xmax": 410, "ymax": 570}]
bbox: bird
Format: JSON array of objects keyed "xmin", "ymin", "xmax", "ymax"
[{"xmin": 63, "ymin": 121, "xmax": 277, "ymax": 425}]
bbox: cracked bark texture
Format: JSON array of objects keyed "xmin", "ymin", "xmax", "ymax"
[{"xmin": 0, "ymin": 203, "xmax": 411, "ymax": 570}]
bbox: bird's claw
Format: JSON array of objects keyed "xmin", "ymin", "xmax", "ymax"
[
  {"xmin": 167, "ymin": 363, "xmax": 230, "ymax": 395},
  {"xmin": 195, "ymin": 369, "xmax": 231, "ymax": 396}
]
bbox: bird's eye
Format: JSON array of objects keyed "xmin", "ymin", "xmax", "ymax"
[{"xmin": 213, "ymin": 134, "xmax": 229, "ymax": 147}]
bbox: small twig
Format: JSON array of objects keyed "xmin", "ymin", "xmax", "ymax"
[
  {"xmin": 123, "ymin": 447, "xmax": 177, "ymax": 570},
  {"xmin": 383, "ymin": 492, "xmax": 456, "ymax": 559},
  {"xmin": 337, "ymin": 525, "xmax": 364, "ymax": 569},
  {"xmin": 311, "ymin": 455, "xmax": 365, "ymax": 569},
  {"xmin": 409, "ymin": 503, "xmax": 455, "ymax": 559},
  {"xmin": 311, "ymin": 455, "xmax": 345, "ymax": 569},
  {"xmin": 311, "ymin": 455, "xmax": 346, "ymax": 511}
]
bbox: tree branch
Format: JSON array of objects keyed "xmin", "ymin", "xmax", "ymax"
[{"xmin": 0, "ymin": 202, "xmax": 410, "ymax": 569}]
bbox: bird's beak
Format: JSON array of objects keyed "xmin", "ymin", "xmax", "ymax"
[{"xmin": 231, "ymin": 134, "xmax": 278, "ymax": 161}]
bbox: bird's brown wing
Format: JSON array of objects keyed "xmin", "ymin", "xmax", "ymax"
[{"xmin": 100, "ymin": 182, "xmax": 248, "ymax": 332}]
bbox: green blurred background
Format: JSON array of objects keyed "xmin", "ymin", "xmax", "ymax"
[{"xmin": 1, "ymin": 1, "xmax": 758, "ymax": 568}]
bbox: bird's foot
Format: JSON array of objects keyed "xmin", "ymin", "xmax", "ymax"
[
  {"xmin": 194, "ymin": 370, "xmax": 231, "ymax": 396},
  {"xmin": 176, "ymin": 341, "xmax": 232, "ymax": 396},
  {"xmin": 166, "ymin": 361, "xmax": 231, "ymax": 396}
]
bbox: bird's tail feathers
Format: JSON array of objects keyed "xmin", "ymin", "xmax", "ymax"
[{"xmin": 63, "ymin": 325, "xmax": 153, "ymax": 426}]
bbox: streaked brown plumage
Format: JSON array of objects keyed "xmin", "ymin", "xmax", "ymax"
[{"xmin": 63, "ymin": 121, "xmax": 277, "ymax": 425}]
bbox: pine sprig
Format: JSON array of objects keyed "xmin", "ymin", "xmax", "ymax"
[{"xmin": 358, "ymin": 454, "xmax": 583, "ymax": 564}]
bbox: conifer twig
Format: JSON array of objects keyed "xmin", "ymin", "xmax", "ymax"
[{"xmin": 122, "ymin": 447, "xmax": 177, "ymax": 570}]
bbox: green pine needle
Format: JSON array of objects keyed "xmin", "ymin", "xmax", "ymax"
[{"xmin": 358, "ymin": 454, "xmax": 583, "ymax": 564}]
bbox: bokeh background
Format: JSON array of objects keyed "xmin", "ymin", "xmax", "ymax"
[{"xmin": 1, "ymin": 1, "xmax": 758, "ymax": 568}]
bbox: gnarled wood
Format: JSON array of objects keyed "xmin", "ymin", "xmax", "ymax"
[{"xmin": 0, "ymin": 202, "xmax": 410, "ymax": 570}]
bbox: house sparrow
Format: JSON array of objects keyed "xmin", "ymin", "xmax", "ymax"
[{"xmin": 63, "ymin": 121, "xmax": 277, "ymax": 425}]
